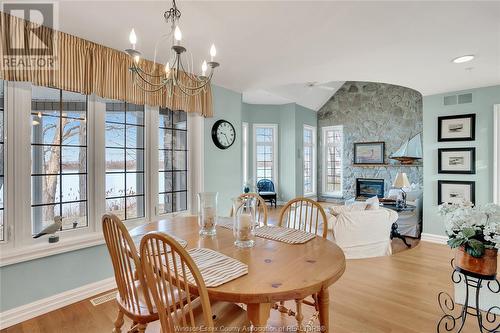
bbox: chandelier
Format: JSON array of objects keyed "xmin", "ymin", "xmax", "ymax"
[{"xmin": 124, "ymin": 0, "xmax": 219, "ymax": 97}]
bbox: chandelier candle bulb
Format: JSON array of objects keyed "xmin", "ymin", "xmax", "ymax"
[
  {"xmin": 164, "ymin": 62, "xmax": 170, "ymax": 74},
  {"xmin": 210, "ymin": 44, "xmax": 216, "ymax": 61},
  {"xmin": 201, "ymin": 60, "xmax": 208, "ymax": 76},
  {"xmin": 174, "ymin": 25, "xmax": 182, "ymax": 44},
  {"xmin": 129, "ymin": 29, "xmax": 137, "ymax": 48}
]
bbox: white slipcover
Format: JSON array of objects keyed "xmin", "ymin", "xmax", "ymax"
[{"xmin": 329, "ymin": 208, "xmax": 398, "ymax": 259}]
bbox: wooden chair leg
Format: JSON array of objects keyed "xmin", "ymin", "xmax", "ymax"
[
  {"xmin": 295, "ymin": 299, "xmax": 304, "ymax": 331},
  {"xmin": 112, "ymin": 310, "xmax": 124, "ymax": 333},
  {"xmin": 136, "ymin": 323, "xmax": 147, "ymax": 333},
  {"xmin": 128, "ymin": 321, "xmax": 138, "ymax": 333}
]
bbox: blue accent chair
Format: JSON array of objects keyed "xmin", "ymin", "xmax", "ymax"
[{"xmin": 256, "ymin": 179, "xmax": 277, "ymax": 208}]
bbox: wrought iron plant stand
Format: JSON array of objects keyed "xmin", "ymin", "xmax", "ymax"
[{"xmin": 437, "ymin": 260, "xmax": 500, "ymax": 333}]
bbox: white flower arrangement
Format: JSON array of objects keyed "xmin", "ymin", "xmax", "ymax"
[{"xmin": 438, "ymin": 201, "xmax": 500, "ymax": 257}]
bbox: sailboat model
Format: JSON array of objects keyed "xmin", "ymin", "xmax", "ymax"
[{"xmin": 390, "ymin": 133, "xmax": 423, "ymax": 165}]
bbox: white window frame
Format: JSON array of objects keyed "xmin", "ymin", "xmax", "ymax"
[
  {"xmin": 0, "ymin": 83, "xmax": 199, "ymax": 266},
  {"xmin": 242, "ymin": 122, "xmax": 249, "ymax": 185},
  {"xmin": 253, "ymin": 124, "xmax": 278, "ymax": 188},
  {"xmin": 322, "ymin": 125, "xmax": 343, "ymax": 198},
  {"xmin": 303, "ymin": 125, "xmax": 316, "ymax": 197},
  {"xmin": 494, "ymin": 105, "xmax": 500, "ymax": 205}
]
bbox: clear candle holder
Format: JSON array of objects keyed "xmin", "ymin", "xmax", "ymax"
[
  {"xmin": 198, "ymin": 192, "xmax": 218, "ymax": 236},
  {"xmin": 232, "ymin": 196, "xmax": 256, "ymax": 248}
]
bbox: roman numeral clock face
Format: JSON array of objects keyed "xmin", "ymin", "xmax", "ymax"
[{"xmin": 211, "ymin": 120, "xmax": 236, "ymax": 149}]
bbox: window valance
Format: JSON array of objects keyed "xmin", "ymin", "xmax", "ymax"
[{"xmin": 0, "ymin": 12, "xmax": 213, "ymax": 117}]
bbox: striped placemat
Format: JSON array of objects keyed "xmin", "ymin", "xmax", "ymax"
[
  {"xmin": 254, "ymin": 226, "xmax": 316, "ymax": 244},
  {"xmin": 165, "ymin": 248, "xmax": 248, "ymax": 287},
  {"xmin": 133, "ymin": 233, "xmax": 188, "ymax": 255}
]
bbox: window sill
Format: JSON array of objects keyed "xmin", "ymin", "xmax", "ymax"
[{"xmin": 0, "ymin": 232, "xmax": 107, "ymax": 267}]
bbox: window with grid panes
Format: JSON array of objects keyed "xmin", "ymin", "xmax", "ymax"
[
  {"xmin": 158, "ymin": 108, "xmax": 188, "ymax": 214},
  {"xmin": 303, "ymin": 125, "xmax": 316, "ymax": 195},
  {"xmin": 31, "ymin": 86, "xmax": 88, "ymax": 235},
  {"xmin": 255, "ymin": 126, "xmax": 276, "ymax": 183},
  {"xmin": 323, "ymin": 126, "xmax": 343, "ymax": 196},
  {"xmin": 105, "ymin": 101, "xmax": 145, "ymax": 220}
]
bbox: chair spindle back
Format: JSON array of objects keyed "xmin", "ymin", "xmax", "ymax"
[
  {"xmin": 102, "ymin": 214, "xmax": 154, "ymax": 315},
  {"xmin": 230, "ymin": 193, "xmax": 268, "ymax": 226},
  {"xmin": 278, "ymin": 198, "xmax": 328, "ymax": 238},
  {"xmin": 140, "ymin": 232, "xmax": 214, "ymax": 332}
]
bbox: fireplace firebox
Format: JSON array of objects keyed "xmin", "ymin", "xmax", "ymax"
[{"xmin": 356, "ymin": 178, "xmax": 385, "ymax": 200}]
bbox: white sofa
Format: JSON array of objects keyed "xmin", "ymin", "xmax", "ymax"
[{"xmin": 327, "ymin": 206, "xmax": 398, "ymax": 259}]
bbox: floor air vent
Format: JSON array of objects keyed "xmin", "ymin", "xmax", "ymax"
[{"xmin": 90, "ymin": 291, "xmax": 117, "ymax": 306}]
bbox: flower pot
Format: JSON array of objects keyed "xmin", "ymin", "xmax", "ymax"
[{"xmin": 455, "ymin": 246, "xmax": 498, "ymax": 278}]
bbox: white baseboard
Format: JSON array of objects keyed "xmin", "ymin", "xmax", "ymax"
[
  {"xmin": 0, "ymin": 277, "xmax": 116, "ymax": 330},
  {"xmin": 421, "ymin": 233, "xmax": 448, "ymax": 245}
]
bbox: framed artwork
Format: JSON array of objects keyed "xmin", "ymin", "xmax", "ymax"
[
  {"xmin": 438, "ymin": 180, "xmax": 475, "ymax": 205},
  {"xmin": 438, "ymin": 113, "xmax": 476, "ymax": 142},
  {"xmin": 353, "ymin": 142, "xmax": 385, "ymax": 164},
  {"xmin": 438, "ymin": 148, "xmax": 476, "ymax": 174}
]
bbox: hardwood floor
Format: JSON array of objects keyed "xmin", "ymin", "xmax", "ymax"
[{"xmin": 2, "ymin": 208, "xmax": 491, "ymax": 333}]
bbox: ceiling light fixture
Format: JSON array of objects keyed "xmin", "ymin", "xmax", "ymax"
[
  {"xmin": 452, "ymin": 55, "xmax": 475, "ymax": 64},
  {"xmin": 125, "ymin": 0, "xmax": 219, "ymax": 97}
]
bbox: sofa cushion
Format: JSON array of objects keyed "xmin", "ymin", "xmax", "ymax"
[
  {"xmin": 329, "ymin": 203, "xmax": 367, "ymax": 216},
  {"xmin": 365, "ymin": 196, "xmax": 380, "ymax": 210}
]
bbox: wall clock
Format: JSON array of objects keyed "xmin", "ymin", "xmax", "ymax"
[{"xmin": 211, "ymin": 119, "xmax": 236, "ymax": 149}]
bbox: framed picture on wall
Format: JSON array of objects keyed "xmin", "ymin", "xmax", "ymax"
[
  {"xmin": 353, "ymin": 142, "xmax": 385, "ymax": 164},
  {"xmin": 438, "ymin": 180, "xmax": 475, "ymax": 205},
  {"xmin": 438, "ymin": 113, "xmax": 476, "ymax": 141},
  {"xmin": 438, "ymin": 148, "xmax": 476, "ymax": 174}
]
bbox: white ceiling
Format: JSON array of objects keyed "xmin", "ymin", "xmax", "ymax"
[{"xmin": 56, "ymin": 1, "xmax": 500, "ymax": 109}]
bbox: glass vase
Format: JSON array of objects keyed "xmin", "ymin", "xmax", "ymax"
[
  {"xmin": 232, "ymin": 196, "xmax": 256, "ymax": 248},
  {"xmin": 198, "ymin": 192, "xmax": 218, "ymax": 236}
]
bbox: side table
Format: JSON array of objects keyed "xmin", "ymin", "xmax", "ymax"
[
  {"xmin": 437, "ymin": 260, "xmax": 500, "ymax": 333},
  {"xmin": 381, "ymin": 203, "xmax": 416, "ymax": 247}
]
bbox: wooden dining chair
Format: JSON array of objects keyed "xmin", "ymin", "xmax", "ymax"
[
  {"xmin": 102, "ymin": 214, "xmax": 159, "ymax": 333},
  {"xmin": 230, "ymin": 193, "xmax": 268, "ymax": 226},
  {"xmin": 275, "ymin": 198, "xmax": 329, "ymax": 329},
  {"xmin": 140, "ymin": 232, "xmax": 250, "ymax": 332}
]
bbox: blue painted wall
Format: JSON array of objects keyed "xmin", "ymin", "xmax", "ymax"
[
  {"xmin": 0, "ymin": 245, "xmax": 112, "ymax": 311},
  {"xmin": 423, "ymin": 85, "xmax": 500, "ymax": 236},
  {"xmin": 242, "ymin": 103, "xmax": 317, "ymax": 201},
  {"xmin": 203, "ymin": 86, "xmax": 243, "ymax": 215}
]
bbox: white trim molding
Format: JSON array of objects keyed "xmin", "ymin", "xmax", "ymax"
[
  {"xmin": 0, "ymin": 277, "xmax": 116, "ymax": 330},
  {"xmin": 421, "ymin": 233, "xmax": 448, "ymax": 245},
  {"xmin": 494, "ymin": 104, "xmax": 500, "ymax": 205}
]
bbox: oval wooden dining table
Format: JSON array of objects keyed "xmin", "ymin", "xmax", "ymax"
[{"xmin": 131, "ymin": 216, "xmax": 346, "ymax": 332}]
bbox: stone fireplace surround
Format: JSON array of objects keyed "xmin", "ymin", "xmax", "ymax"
[{"xmin": 317, "ymin": 81, "xmax": 423, "ymax": 200}]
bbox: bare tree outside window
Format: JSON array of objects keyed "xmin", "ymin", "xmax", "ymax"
[
  {"xmin": 105, "ymin": 101, "xmax": 145, "ymax": 220},
  {"xmin": 31, "ymin": 86, "xmax": 88, "ymax": 235}
]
